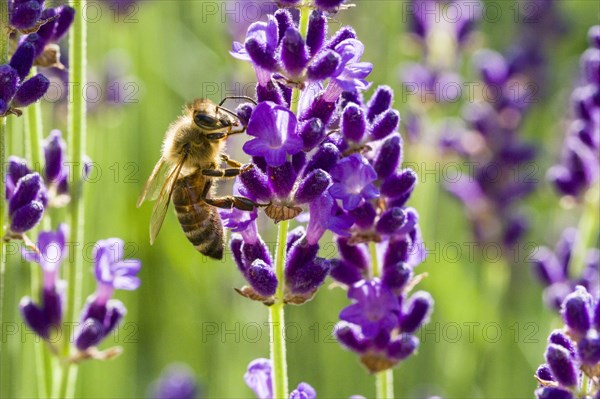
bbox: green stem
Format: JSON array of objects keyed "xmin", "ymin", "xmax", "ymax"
[
  {"xmin": 57, "ymin": 1, "xmax": 87, "ymax": 397},
  {"xmin": 1, "ymin": 5, "xmax": 10, "ymax": 398},
  {"xmin": 375, "ymin": 369, "xmax": 394, "ymax": 399},
  {"xmin": 25, "ymin": 85, "xmax": 44, "ymax": 172},
  {"xmin": 269, "ymin": 219, "xmax": 290, "ymax": 399},
  {"xmin": 267, "ymin": 7, "xmax": 310, "ymax": 398},
  {"xmin": 570, "ymin": 184, "xmax": 600, "ymax": 278},
  {"xmin": 23, "ymin": 69, "xmax": 54, "ymax": 399},
  {"xmin": 369, "ymin": 243, "xmax": 395, "ymax": 398}
]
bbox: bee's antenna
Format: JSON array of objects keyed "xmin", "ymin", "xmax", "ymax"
[
  {"xmin": 218, "ymin": 96, "xmax": 258, "ymax": 106},
  {"xmin": 216, "ymin": 105, "xmax": 242, "ymax": 121}
]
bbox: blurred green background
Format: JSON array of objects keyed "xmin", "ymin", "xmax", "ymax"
[{"xmin": 1, "ymin": 0, "xmax": 599, "ymax": 398}]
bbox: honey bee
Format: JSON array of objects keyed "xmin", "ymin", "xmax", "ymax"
[{"xmin": 137, "ymin": 97, "xmax": 265, "ymax": 260}]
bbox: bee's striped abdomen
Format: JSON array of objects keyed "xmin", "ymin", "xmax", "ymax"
[{"xmin": 172, "ymin": 172, "xmax": 224, "ymax": 260}]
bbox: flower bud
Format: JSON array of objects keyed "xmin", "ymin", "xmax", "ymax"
[
  {"xmin": 535, "ymin": 387, "xmax": 574, "ymax": 399},
  {"xmin": 324, "ymin": 26, "xmax": 356, "ymax": 51},
  {"xmin": 235, "ymin": 103, "xmax": 254, "ymax": 127},
  {"xmin": 376, "ymin": 207, "xmax": 406, "ymax": 235},
  {"xmin": 246, "ymin": 259, "xmax": 278, "ymax": 297},
  {"xmin": 307, "ymin": 50, "xmax": 341, "ymax": 81},
  {"xmin": 295, "ymin": 169, "xmax": 331, "ymax": 204},
  {"xmin": 299, "ymin": 118, "xmax": 325, "ymax": 151},
  {"xmin": 43, "ymin": 130, "xmax": 66, "ymax": 183},
  {"xmin": 315, "ymin": 0, "xmax": 346, "ymax": 11},
  {"xmin": 0, "ymin": 65, "xmax": 20, "ymax": 104},
  {"xmin": 370, "ymin": 109, "xmax": 400, "ymax": 140},
  {"xmin": 545, "ymin": 344, "xmax": 578, "ymax": 387},
  {"xmin": 329, "ymin": 259, "xmax": 363, "ymax": 286},
  {"xmin": 374, "ymin": 134, "xmax": 402, "ymax": 179},
  {"xmin": 10, "ymin": 42, "xmax": 35, "ymax": 81},
  {"xmin": 561, "ymin": 286, "xmax": 592, "ymax": 336},
  {"xmin": 306, "ymin": 10, "xmax": 327, "ymax": 56},
  {"xmin": 341, "ymin": 103, "xmax": 366, "ymax": 142},
  {"xmin": 303, "ymin": 143, "xmax": 340, "ymax": 176},
  {"xmin": 386, "ymin": 334, "xmax": 418, "ymax": 361},
  {"xmin": 12, "ymin": 74, "xmax": 50, "ymax": 107},
  {"xmin": 367, "ymin": 86, "xmax": 393, "ymax": 122},
  {"xmin": 245, "ymin": 39, "xmax": 279, "ymax": 71},
  {"xmin": 578, "ymin": 330, "xmax": 600, "ymax": 364},
  {"xmin": 240, "ymin": 167, "xmax": 272, "ymax": 202},
  {"xmin": 268, "ymin": 162, "xmax": 297, "ymax": 198},
  {"xmin": 274, "ymin": 8, "xmax": 295, "ymax": 43},
  {"xmin": 281, "ymin": 28, "xmax": 309, "ymax": 76},
  {"xmin": 382, "ymin": 262, "xmax": 412, "ymax": 291},
  {"xmin": 9, "ymin": 0, "xmax": 42, "ymax": 30},
  {"xmin": 381, "ymin": 169, "xmax": 417, "ymax": 199},
  {"xmin": 548, "ymin": 330, "xmax": 576, "ymax": 356},
  {"xmin": 400, "ymin": 291, "xmax": 433, "ymax": 333},
  {"xmin": 335, "ymin": 322, "xmax": 368, "ymax": 353},
  {"xmin": 535, "ymin": 364, "xmax": 554, "ymax": 382}
]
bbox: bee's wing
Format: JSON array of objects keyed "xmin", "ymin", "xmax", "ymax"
[
  {"xmin": 149, "ymin": 156, "xmax": 186, "ymax": 245},
  {"xmin": 137, "ymin": 157, "xmax": 173, "ymax": 208}
]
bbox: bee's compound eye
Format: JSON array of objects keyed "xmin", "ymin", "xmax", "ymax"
[{"xmin": 194, "ymin": 112, "xmax": 219, "ymax": 129}]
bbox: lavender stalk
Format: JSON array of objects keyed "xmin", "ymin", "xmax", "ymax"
[
  {"xmin": 57, "ymin": 1, "xmax": 87, "ymax": 396},
  {"xmin": 0, "ymin": 6, "xmax": 9, "ymax": 396},
  {"xmin": 269, "ymin": 219, "xmax": 290, "ymax": 398}
]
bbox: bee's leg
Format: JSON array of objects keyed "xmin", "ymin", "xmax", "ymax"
[
  {"xmin": 200, "ymin": 177, "xmax": 266, "ymax": 211},
  {"xmin": 220, "ymin": 154, "xmax": 243, "ymax": 168},
  {"xmin": 202, "ymin": 164, "xmax": 254, "ymax": 178},
  {"xmin": 202, "ymin": 196, "xmax": 264, "ymax": 211}
]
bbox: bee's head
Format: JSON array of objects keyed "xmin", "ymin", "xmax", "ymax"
[{"xmin": 193, "ymin": 110, "xmax": 234, "ymax": 132}]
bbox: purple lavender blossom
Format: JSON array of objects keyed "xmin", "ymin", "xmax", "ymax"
[
  {"xmin": 548, "ymin": 26, "xmax": 600, "ymax": 198},
  {"xmin": 231, "ymin": 9, "xmax": 372, "ymax": 109},
  {"xmin": 0, "ymin": 41, "xmax": 50, "ymax": 116},
  {"xmin": 74, "ymin": 238, "xmax": 141, "ymax": 351},
  {"xmin": 19, "ymin": 224, "xmax": 68, "ymax": 340},
  {"xmin": 6, "ymin": 172, "xmax": 47, "ymax": 234},
  {"xmin": 329, "ymin": 154, "xmax": 379, "ymax": 211},
  {"xmin": 531, "ymin": 228, "xmax": 599, "ymax": 311},
  {"xmin": 150, "ymin": 364, "xmax": 200, "ymax": 399},
  {"xmin": 243, "ymin": 102, "xmax": 303, "ymax": 166},
  {"xmin": 244, "ymin": 358, "xmax": 316, "ymax": 399},
  {"xmin": 534, "ymin": 286, "xmax": 600, "ymax": 398}
]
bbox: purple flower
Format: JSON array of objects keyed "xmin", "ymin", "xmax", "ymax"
[
  {"xmin": 7, "ymin": 172, "xmax": 46, "ymax": 234},
  {"xmin": 22, "ymin": 224, "xmax": 68, "ymax": 290},
  {"xmin": 243, "ymin": 102, "xmax": 303, "ymax": 167},
  {"xmin": 244, "ymin": 358, "xmax": 272, "ymax": 399},
  {"xmin": 94, "ymin": 238, "xmax": 142, "ymax": 302},
  {"xmin": 306, "ymin": 193, "xmax": 353, "ymax": 244},
  {"xmin": 329, "ymin": 154, "xmax": 380, "ymax": 211},
  {"xmin": 340, "ymin": 279, "xmax": 400, "ymax": 339},
  {"xmin": 19, "ymin": 225, "xmax": 68, "ymax": 340},
  {"xmin": 289, "ymin": 383, "xmax": 316, "ymax": 399},
  {"xmin": 534, "ymin": 286, "xmax": 600, "ymax": 397},
  {"xmin": 43, "ymin": 129, "xmax": 66, "ymax": 183},
  {"xmin": 1, "ymin": 41, "xmax": 50, "ymax": 116},
  {"xmin": 150, "ymin": 364, "xmax": 199, "ymax": 399},
  {"xmin": 74, "ymin": 238, "xmax": 141, "ymax": 351},
  {"xmin": 9, "ymin": 0, "xmax": 43, "ymax": 31},
  {"xmin": 244, "ymin": 358, "xmax": 316, "ymax": 399}
]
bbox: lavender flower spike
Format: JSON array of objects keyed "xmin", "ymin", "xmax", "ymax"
[
  {"xmin": 534, "ymin": 286, "xmax": 600, "ymax": 398},
  {"xmin": 150, "ymin": 364, "xmax": 200, "ymax": 399},
  {"xmin": 74, "ymin": 238, "xmax": 141, "ymax": 351},
  {"xmin": 244, "ymin": 358, "xmax": 317, "ymax": 399},
  {"xmin": 19, "ymin": 224, "xmax": 68, "ymax": 340}
]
